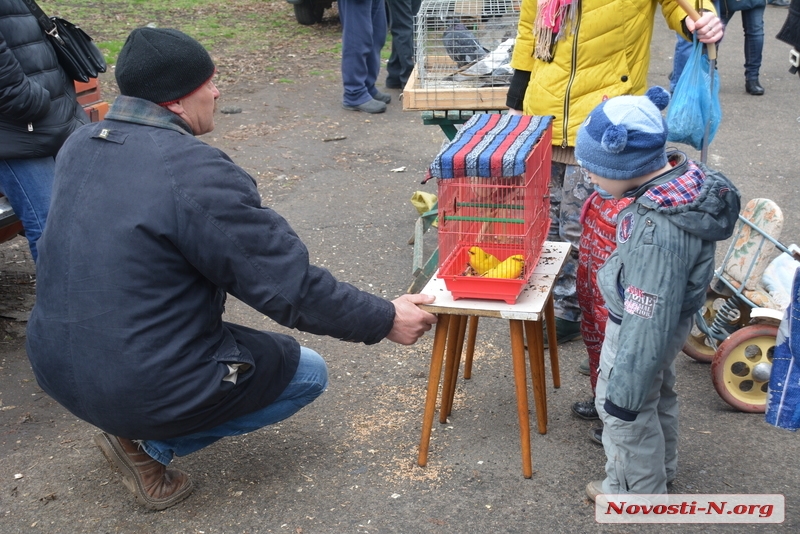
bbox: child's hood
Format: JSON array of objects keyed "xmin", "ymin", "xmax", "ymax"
[{"xmin": 633, "ymin": 154, "xmax": 741, "ymax": 243}]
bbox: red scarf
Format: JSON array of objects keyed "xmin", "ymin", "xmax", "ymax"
[{"xmin": 534, "ymin": 0, "xmax": 579, "ymax": 61}]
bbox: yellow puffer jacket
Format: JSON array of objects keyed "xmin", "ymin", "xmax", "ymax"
[{"xmin": 511, "ymin": 0, "xmax": 693, "ymax": 149}]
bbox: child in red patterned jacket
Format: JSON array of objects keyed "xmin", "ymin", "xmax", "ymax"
[{"xmin": 572, "ymin": 188, "xmax": 632, "ymax": 444}]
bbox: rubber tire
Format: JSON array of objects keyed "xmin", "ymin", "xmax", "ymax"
[
  {"xmin": 711, "ymin": 324, "xmax": 778, "ymax": 413},
  {"xmin": 294, "ymin": 0, "xmax": 325, "ymax": 25}
]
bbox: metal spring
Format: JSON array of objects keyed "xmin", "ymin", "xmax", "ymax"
[{"xmin": 708, "ymin": 296, "xmax": 743, "ymax": 342}]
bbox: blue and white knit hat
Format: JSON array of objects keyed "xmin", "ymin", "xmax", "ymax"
[{"xmin": 575, "ymin": 87, "xmax": 671, "ymax": 180}]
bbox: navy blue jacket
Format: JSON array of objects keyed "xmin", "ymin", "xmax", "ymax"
[
  {"xmin": 26, "ymin": 96, "xmax": 396, "ymax": 440},
  {"xmin": 0, "ymin": 0, "xmax": 86, "ymax": 159}
]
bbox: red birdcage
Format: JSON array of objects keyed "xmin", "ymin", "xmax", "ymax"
[{"xmin": 431, "ymin": 114, "xmax": 552, "ymax": 304}]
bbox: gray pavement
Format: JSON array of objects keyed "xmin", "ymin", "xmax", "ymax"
[{"xmin": 1, "ymin": 6, "xmax": 799, "ymax": 533}]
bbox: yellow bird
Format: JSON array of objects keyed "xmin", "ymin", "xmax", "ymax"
[
  {"xmin": 468, "ymin": 246, "xmax": 500, "ymax": 275},
  {"xmin": 483, "ymin": 254, "xmax": 524, "ymax": 279}
]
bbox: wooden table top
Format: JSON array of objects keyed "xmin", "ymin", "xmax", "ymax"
[{"xmin": 419, "ymin": 241, "xmax": 571, "ymax": 320}]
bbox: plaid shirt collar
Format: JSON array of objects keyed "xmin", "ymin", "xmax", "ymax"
[
  {"xmin": 642, "ymin": 160, "xmax": 705, "ymax": 208},
  {"xmin": 623, "ymin": 151, "xmax": 705, "ymax": 208},
  {"xmin": 105, "ymin": 96, "xmax": 193, "ymax": 136}
]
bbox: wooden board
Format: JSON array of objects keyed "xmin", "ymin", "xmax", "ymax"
[{"xmin": 402, "ymin": 64, "xmax": 510, "ymax": 111}]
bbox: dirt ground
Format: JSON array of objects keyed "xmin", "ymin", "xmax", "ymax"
[{"xmin": 2, "ymin": 6, "xmax": 800, "ymax": 533}]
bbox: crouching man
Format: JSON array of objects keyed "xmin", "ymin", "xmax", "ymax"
[{"xmin": 25, "ymin": 27, "xmax": 436, "ymax": 510}]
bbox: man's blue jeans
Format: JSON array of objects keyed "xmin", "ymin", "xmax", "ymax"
[
  {"xmin": 670, "ymin": 0, "xmax": 721, "ymax": 92},
  {"xmin": 0, "ymin": 157, "xmax": 55, "ymax": 262},
  {"xmin": 141, "ymin": 347, "xmax": 329, "ymax": 465},
  {"xmin": 670, "ymin": 36, "xmax": 694, "ymax": 93},
  {"xmin": 721, "ymin": 5, "xmax": 766, "ymax": 81}
]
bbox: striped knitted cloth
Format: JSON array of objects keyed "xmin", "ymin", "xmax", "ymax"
[{"xmin": 427, "ymin": 114, "xmax": 552, "ymax": 180}]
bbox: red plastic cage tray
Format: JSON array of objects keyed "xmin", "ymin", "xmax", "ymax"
[{"xmin": 438, "ymin": 244, "xmax": 530, "ymax": 304}]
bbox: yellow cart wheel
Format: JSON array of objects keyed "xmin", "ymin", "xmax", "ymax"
[{"xmin": 710, "ymin": 325, "xmax": 778, "ymax": 413}]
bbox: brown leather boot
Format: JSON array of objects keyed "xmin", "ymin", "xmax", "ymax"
[{"xmin": 94, "ymin": 432, "xmax": 193, "ymax": 510}]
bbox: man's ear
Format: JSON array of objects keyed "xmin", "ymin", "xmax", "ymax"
[{"xmin": 166, "ymin": 101, "xmax": 184, "ymax": 115}]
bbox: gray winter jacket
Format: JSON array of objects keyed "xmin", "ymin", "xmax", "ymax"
[
  {"xmin": 26, "ymin": 96, "xmax": 396, "ymax": 440},
  {"xmin": 0, "ymin": 0, "xmax": 86, "ymax": 159},
  {"xmin": 597, "ymin": 152, "xmax": 741, "ymax": 421}
]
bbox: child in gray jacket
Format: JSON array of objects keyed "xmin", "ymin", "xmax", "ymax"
[{"xmin": 575, "ymin": 87, "xmax": 741, "ymax": 498}]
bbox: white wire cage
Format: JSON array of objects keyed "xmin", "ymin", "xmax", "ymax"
[{"xmin": 404, "ymin": 0, "xmax": 521, "ymax": 110}]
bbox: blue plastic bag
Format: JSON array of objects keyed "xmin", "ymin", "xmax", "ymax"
[{"xmin": 666, "ymin": 36, "xmax": 722, "ymax": 151}]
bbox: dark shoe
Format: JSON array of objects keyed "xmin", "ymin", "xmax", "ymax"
[
  {"xmin": 94, "ymin": 432, "xmax": 193, "ymax": 510},
  {"xmin": 589, "ymin": 426, "xmax": 603, "ymax": 445},
  {"xmin": 745, "ymin": 79, "xmax": 764, "ymax": 95},
  {"xmin": 372, "ymin": 91, "xmax": 391, "ymax": 104},
  {"xmin": 572, "ymin": 400, "xmax": 599, "ymax": 420},
  {"xmin": 385, "ymin": 78, "xmax": 403, "ymax": 89},
  {"xmin": 769, "ymin": 0, "xmax": 789, "ymax": 6},
  {"xmin": 342, "ymin": 99, "xmax": 387, "ymax": 114},
  {"xmin": 543, "ymin": 318, "xmax": 582, "ymax": 348},
  {"xmin": 578, "ymin": 357, "xmax": 591, "ymax": 376},
  {"xmin": 586, "ymin": 480, "xmax": 604, "ymax": 502}
]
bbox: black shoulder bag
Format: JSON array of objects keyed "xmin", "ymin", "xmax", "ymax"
[{"xmin": 22, "ymin": 0, "xmax": 107, "ymax": 83}]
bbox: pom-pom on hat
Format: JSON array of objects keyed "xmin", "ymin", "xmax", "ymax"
[
  {"xmin": 575, "ymin": 87, "xmax": 671, "ymax": 180},
  {"xmin": 115, "ymin": 27, "xmax": 216, "ymax": 105}
]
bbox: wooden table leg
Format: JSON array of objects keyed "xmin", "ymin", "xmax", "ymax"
[
  {"xmin": 544, "ymin": 294, "xmax": 561, "ymax": 389},
  {"xmin": 442, "ymin": 315, "xmax": 468, "ymax": 417},
  {"xmin": 440, "ymin": 315, "xmax": 465, "ymax": 421},
  {"xmin": 463, "ymin": 316, "xmax": 479, "ymax": 379},
  {"xmin": 509, "ymin": 319, "xmax": 533, "ymax": 478},
  {"xmin": 524, "ymin": 320, "xmax": 548, "ymax": 434},
  {"xmin": 418, "ymin": 314, "xmax": 450, "ymax": 467}
]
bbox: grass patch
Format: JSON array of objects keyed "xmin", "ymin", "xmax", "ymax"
[
  {"xmin": 44, "ymin": 0, "xmax": 343, "ymax": 68},
  {"xmin": 45, "ymin": 1, "xmax": 395, "ymax": 93}
]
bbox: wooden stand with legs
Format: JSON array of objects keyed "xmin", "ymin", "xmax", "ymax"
[{"xmin": 416, "ymin": 241, "xmax": 570, "ymax": 478}]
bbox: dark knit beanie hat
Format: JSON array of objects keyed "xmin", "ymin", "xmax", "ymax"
[
  {"xmin": 575, "ymin": 87, "xmax": 671, "ymax": 180},
  {"xmin": 115, "ymin": 27, "xmax": 216, "ymax": 105}
]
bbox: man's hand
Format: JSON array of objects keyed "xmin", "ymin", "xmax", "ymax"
[
  {"xmin": 507, "ymin": 108, "xmax": 523, "ymax": 116},
  {"xmin": 686, "ymin": 12, "xmax": 724, "ymax": 44},
  {"xmin": 386, "ymin": 294, "xmax": 438, "ymax": 345}
]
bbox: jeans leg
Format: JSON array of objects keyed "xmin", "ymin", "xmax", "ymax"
[
  {"xmin": 676, "ymin": 0, "xmax": 720, "ymax": 89},
  {"xmin": 0, "ymin": 158, "xmax": 55, "ymax": 262},
  {"xmin": 741, "ymin": 6, "xmax": 765, "ymax": 81},
  {"xmin": 671, "ymin": 35, "xmax": 693, "ymax": 92},
  {"xmin": 340, "ymin": 0, "xmax": 376, "ymax": 106},
  {"xmin": 366, "ymin": 0, "xmax": 388, "ymax": 98},
  {"xmin": 141, "ymin": 347, "xmax": 328, "ymax": 465}
]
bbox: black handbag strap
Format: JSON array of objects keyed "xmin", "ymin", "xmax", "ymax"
[{"xmin": 21, "ymin": 0, "xmax": 63, "ymax": 45}]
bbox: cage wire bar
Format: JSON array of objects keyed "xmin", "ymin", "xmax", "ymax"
[{"xmin": 405, "ymin": 0, "xmax": 521, "ymax": 110}]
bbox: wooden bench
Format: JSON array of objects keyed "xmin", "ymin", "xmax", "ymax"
[{"xmin": 74, "ymin": 79, "xmax": 109, "ymax": 122}]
